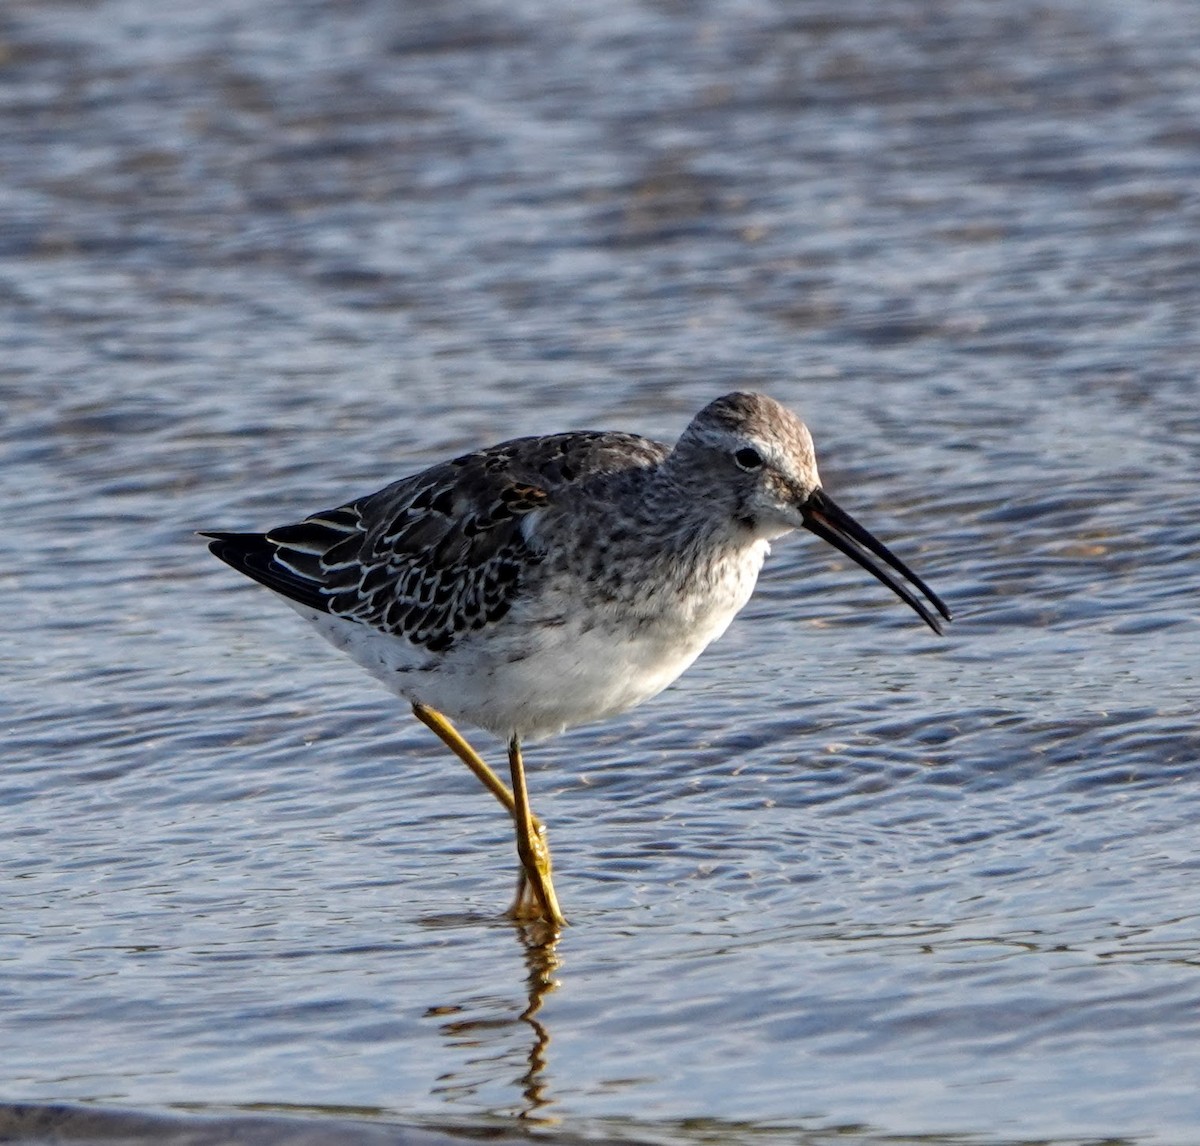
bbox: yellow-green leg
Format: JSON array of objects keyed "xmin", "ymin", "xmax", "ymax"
[
  {"xmin": 508, "ymin": 735, "xmax": 565, "ymax": 927},
  {"xmin": 411, "ymin": 703, "xmax": 565, "ymax": 927}
]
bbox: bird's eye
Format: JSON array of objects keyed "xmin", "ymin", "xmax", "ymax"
[{"xmin": 734, "ymin": 446, "xmax": 764, "ymax": 471}]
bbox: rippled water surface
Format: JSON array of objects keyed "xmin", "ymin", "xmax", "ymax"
[{"xmin": 4, "ymin": 0, "xmax": 1200, "ymax": 1142}]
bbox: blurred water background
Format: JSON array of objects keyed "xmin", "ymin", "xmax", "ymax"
[{"xmin": 3, "ymin": 0, "xmax": 1200, "ymax": 1142}]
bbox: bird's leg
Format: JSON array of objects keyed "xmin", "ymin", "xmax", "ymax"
[
  {"xmin": 512, "ymin": 871, "xmax": 544, "ymax": 921},
  {"xmin": 411, "ymin": 703, "xmax": 562, "ymax": 925},
  {"xmin": 508, "ymin": 735, "xmax": 566, "ymax": 928},
  {"xmin": 411, "ymin": 703, "xmax": 520, "ymax": 816}
]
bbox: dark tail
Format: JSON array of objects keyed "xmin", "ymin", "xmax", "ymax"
[{"xmin": 199, "ymin": 531, "xmax": 331, "ymax": 612}]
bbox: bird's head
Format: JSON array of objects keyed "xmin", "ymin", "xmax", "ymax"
[{"xmin": 673, "ymin": 392, "xmax": 951, "ymax": 634}]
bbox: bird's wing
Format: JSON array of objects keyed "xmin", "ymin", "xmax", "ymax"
[{"xmin": 203, "ymin": 431, "xmax": 668, "ymax": 654}]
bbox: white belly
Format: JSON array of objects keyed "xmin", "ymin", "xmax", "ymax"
[{"xmin": 288, "ymin": 540, "xmax": 768, "ymax": 742}]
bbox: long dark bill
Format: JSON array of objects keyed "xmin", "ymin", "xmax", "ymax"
[{"xmin": 800, "ymin": 488, "xmax": 952, "ymax": 635}]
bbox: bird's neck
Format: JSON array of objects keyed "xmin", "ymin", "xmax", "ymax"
[{"xmin": 636, "ymin": 461, "xmax": 756, "ymax": 549}]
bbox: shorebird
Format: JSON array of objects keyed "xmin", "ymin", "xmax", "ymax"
[{"xmin": 202, "ymin": 392, "xmax": 950, "ymax": 927}]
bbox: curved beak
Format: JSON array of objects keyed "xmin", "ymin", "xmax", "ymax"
[{"xmin": 800, "ymin": 488, "xmax": 952, "ymax": 635}]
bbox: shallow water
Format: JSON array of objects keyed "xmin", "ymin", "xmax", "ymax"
[{"xmin": 3, "ymin": 0, "xmax": 1200, "ymax": 1143}]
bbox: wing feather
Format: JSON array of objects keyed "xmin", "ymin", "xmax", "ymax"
[{"xmin": 203, "ymin": 430, "xmax": 669, "ymax": 653}]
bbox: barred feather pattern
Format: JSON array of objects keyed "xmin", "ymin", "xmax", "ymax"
[{"xmin": 261, "ymin": 431, "xmax": 669, "ymax": 655}]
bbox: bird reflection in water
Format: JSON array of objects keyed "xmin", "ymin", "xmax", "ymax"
[
  {"xmin": 514, "ymin": 921, "xmax": 560, "ymax": 1119},
  {"xmin": 425, "ymin": 921, "xmax": 561, "ymax": 1122}
]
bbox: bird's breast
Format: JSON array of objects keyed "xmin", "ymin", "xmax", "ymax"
[{"xmin": 475, "ymin": 536, "xmax": 769, "ymax": 737}]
